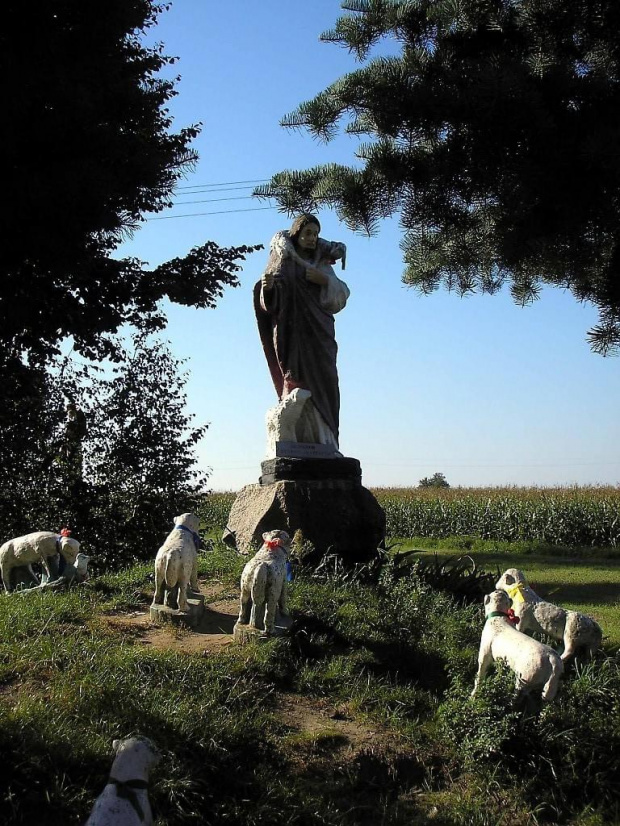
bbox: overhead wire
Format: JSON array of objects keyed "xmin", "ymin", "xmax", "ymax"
[
  {"xmin": 145, "ymin": 176, "xmax": 278, "ymax": 220},
  {"xmin": 148, "ymin": 205, "xmax": 277, "ymax": 220}
]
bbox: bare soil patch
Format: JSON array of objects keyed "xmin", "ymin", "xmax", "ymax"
[
  {"xmin": 104, "ymin": 580, "xmax": 239, "ymax": 655},
  {"xmin": 278, "ymin": 693, "xmax": 388, "ymax": 751}
]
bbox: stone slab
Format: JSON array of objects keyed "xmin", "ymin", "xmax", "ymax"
[
  {"xmin": 259, "ymin": 456, "xmax": 361, "ymax": 485},
  {"xmin": 150, "ymin": 595, "xmax": 205, "ymax": 628},
  {"xmin": 233, "ymin": 613, "xmax": 294, "ymax": 643},
  {"xmin": 223, "ymin": 472, "xmax": 385, "ymax": 566},
  {"xmin": 275, "ymin": 441, "xmax": 338, "ymax": 459}
]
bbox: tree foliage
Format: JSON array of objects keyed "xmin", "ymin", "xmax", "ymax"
[
  {"xmin": 419, "ymin": 471, "xmax": 450, "ymax": 488},
  {"xmin": 3, "ymin": 0, "xmax": 259, "ymax": 362},
  {"xmin": 0, "ymin": 333, "xmax": 208, "ymax": 572},
  {"xmin": 256, "ymin": 0, "xmax": 620, "ymax": 354}
]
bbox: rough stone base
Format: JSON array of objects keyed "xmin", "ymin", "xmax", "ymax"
[
  {"xmin": 233, "ymin": 613, "xmax": 294, "ymax": 643},
  {"xmin": 223, "ymin": 459, "xmax": 385, "ymax": 566},
  {"xmin": 150, "ymin": 594, "xmax": 205, "ymax": 628}
]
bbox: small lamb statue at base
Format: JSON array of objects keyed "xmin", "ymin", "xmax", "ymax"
[
  {"xmin": 495, "ymin": 568, "xmax": 602, "ymax": 662},
  {"xmin": 472, "ymin": 590, "xmax": 564, "ymax": 702},
  {"xmin": 152, "ymin": 513, "xmax": 201, "ymax": 613},
  {"xmin": 236, "ymin": 530, "xmax": 291, "ymax": 635},
  {"xmin": 84, "ymin": 735, "xmax": 160, "ymax": 826},
  {"xmin": 0, "ymin": 530, "xmax": 81, "ymax": 592}
]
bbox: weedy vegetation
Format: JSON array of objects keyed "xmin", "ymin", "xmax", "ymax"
[{"xmin": 1, "ymin": 487, "xmax": 619, "ymax": 824}]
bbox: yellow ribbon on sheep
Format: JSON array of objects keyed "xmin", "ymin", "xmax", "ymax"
[{"xmin": 504, "ymin": 581, "xmax": 528, "ymax": 604}]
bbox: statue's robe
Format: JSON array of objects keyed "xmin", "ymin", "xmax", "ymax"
[{"xmin": 254, "ymin": 251, "xmax": 349, "ymax": 443}]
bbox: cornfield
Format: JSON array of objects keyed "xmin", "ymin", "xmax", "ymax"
[
  {"xmin": 376, "ymin": 485, "xmax": 620, "ymax": 547},
  {"xmin": 201, "ymin": 486, "xmax": 620, "ymax": 548}
]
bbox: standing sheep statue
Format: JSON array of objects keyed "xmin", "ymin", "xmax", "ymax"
[
  {"xmin": 235, "ymin": 529, "xmax": 291, "ymax": 638},
  {"xmin": 152, "ymin": 513, "xmax": 201, "ymax": 613}
]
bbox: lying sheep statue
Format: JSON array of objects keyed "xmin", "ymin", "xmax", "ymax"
[
  {"xmin": 17, "ymin": 553, "xmax": 90, "ymax": 595},
  {"xmin": 496, "ymin": 568, "xmax": 602, "ymax": 662},
  {"xmin": 0, "ymin": 530, "xmax": 81, "ymax": 592},
  {"xmin": 152, "ymin": 513, "xmax": 201, "ymax": 613},
  {"xmin": 472, "ymin": 590, "xmax": 564, "ymax": 702},
  {"xmin": 236, "ymin": 529, "xmax": 290, "ymax": 635},
  {"xmin": 84, "ymin": 735, "xmax": 160, "ymax": 826}
]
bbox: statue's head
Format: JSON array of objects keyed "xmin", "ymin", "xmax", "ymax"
[{"xmin": 289, "ymin": 213, "xmax": 320, "ymax": 252}]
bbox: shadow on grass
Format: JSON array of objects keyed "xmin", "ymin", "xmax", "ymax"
[
  {"xmin": 355, "ymin": 637, "xmax": 450, "ymax": 694},
  {"xmin": 535, "ymin": 581, "xmax": 620, "ymax": 606}
]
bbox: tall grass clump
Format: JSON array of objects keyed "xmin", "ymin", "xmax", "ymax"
[
  {"xmin": 376, "ymin": 486, "xmax": 620, "ymax": 548},
  {"xmin": 439, "ymin": 656, "xmax": 620, "ymax": 822}
]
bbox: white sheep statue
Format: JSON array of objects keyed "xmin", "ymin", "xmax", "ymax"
[
  {"xmin": 152, "ymin": 513, "xmax": 201, "ymax": 613},
  {"xmin": 495, "ymin": 568, "xmax": 602, "ymax": 662},
  {"xmin": 472, "ymin": 590, "xmax": 564, "ymax": 702},
  {"xmin": 0, "ymin": 530, "xmax": 81, "ymax": 592},
  {"xmin": 84, "ymin": 735, "xmax": 160, "ymax": 826},
  {"xmin": 236, "ymin": 529, "xmax": 290, "ymax": 635}
]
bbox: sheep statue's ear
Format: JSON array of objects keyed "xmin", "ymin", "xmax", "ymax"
[
  {"xmin": 484, "ymin": 594, "xmax": 490, "ymax": 605},
  {"xmin": 112, "ymin": 739, "xmax": 121, "ymax": 752}
]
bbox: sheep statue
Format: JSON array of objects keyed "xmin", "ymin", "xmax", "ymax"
[
  {"xmin": 495, "ymin": 568, "xmax": 602, "ymax": 662},
  {"xmin": 84, "ymin": 735, "xmax": 160, "ymax": 826},
  {"xmin": 472, "ymin": 590, "xmax": 564, "ymax": 702},
  {"xmin": 0, "ymin": 529, "xmax": 81, "ymax": 592},
  {"xmin": 152, "ymin": 513, "xmax": 201, "ymax": 613},
  {"xmin": 235, "ymin": 529, "xmax": 291, "ymax": 639}
]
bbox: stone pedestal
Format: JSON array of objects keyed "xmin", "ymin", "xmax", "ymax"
[
  {"xmin": 223, "ymin": 457, "xmax": 385, "ymax": 567},
  {"xmin": 149, "ymin": 593, "xmax": 205, "ymax": 628},
  {"xmin": 233, "ymin": 612, "xmax": 294, "ymax": 643}
]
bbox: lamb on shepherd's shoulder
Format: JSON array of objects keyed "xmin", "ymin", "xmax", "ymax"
[
  {"xmin": 495, "ymin": 568, "xmax": 602, "ymax": 662},
  {"xmin": 472, "ymin": 590, "xmax": 564, "ymax": 702}
]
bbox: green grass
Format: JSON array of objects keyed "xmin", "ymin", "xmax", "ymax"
[
  {"xmin": 389, "ymin": 537, "xmax": 620, "ymax": 648},
  {"xmin": 2, "ymin": 504, "xmax": 620, "ymax": 824}
]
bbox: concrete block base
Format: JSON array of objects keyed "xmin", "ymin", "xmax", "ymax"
[
  {"xmin": 150, "ymin": 593, "xmax": 205, "ymax": 628},
  {"xmin": 233, "ymin": 613, "xmax": 294, "ymax": 644}
]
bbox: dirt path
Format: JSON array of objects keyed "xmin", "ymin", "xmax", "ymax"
[
  {"xmin": 104, "ymin": 580, "xmax": 239, "ymax": 655},
  {"xmin": 103, "ymin": 580, "xmax": 401, "ymax": 757}
]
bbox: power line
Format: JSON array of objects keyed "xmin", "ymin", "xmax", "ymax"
[
  {"xmin": 176, "ymin": 178, "xmax": 270, "ymax": 191},
  {"xmin": 174, "ymin": 195, "xmax": 271, "ymax": 206},
  {"xmin": 147, "ymin": 205, "xmax": 277, "ymax": 221},
  {"xmin": 175, "ymin": 184, "xmax": 269, "ymax": 195}
]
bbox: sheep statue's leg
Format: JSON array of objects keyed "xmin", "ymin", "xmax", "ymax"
[
  {"xmin": 190, "ymin": 556, "xmax": 199, "ymax": 593},
  {"xmin": 471, "ymin": 651, "xmax": 493, "ymax": 696},
  {"xmin": 264, "ymin": 593, "xmax": 279, "ymax": 635},
  {"xmin": 42, "ymin": 553, "xmax": 60, "ymax": 583},
  {"xmin": 250, "ymin": 569, "xmax": 267, "ymax": 630},
  {"xmin": 177, "ymin": 581, "xmax": 189, "ymax": 613},
  {"xmin": 153, "ymin": 569, "xmax": 165, "ymax": 606},
  {"xmin": 278, "ymin": 580, "xmax": 289, "ymax": 617},
  {"xmin": 541, "ymin": 658, "xmax": 563, "ymax": 702},
  {"xmin": 238, "ymin": 587, "xmax": 252, "ymax": 625}
]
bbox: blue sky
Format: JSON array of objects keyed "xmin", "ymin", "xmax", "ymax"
[{"xmin": 116, "ymin": 0, "xmax": 619, "ymax": 491}]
